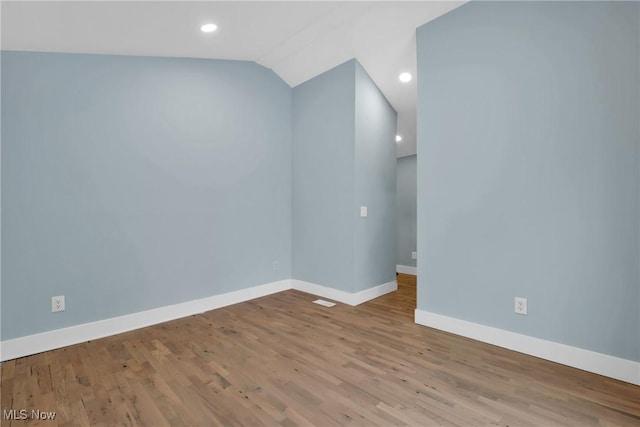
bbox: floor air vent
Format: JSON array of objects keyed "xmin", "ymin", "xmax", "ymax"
[{"xmin": 313, "ymin": 299, "xmax": 336, "ymax": 307}]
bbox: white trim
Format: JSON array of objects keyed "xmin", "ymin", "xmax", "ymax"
[
  {"xmin": 291, "ymin": 280, "xmax": 397, "ymax": 306},
  {"xmin": 396, "ymin": 265, "xmax": 417, "ymax": 275},
  {"xmin": 414, "ymin": 309, "xmax": 640, "ymax": 386},
  {"xmin": 0, "ymin": 278, "xmax": 399, "ymax": 361},
  {"xmin": 349, "ymin": 280, "xmax": 398, "ymax": 305},
  {"xmin": 0, "ymin": 280, "xmax": 292, "ymax": 362},
  {"xmin": 291, "ymin": 280, "xmax": 355, "ymax": 305}
]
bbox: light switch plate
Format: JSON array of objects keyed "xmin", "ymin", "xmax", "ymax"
[{"xmin": 360, "ymin": 206, "xmax": 368, "ymax": 217}]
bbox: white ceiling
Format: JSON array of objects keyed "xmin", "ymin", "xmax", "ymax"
[{"xmin": 1, "ymin": 1, "xmax": 465, "ymax": 158}]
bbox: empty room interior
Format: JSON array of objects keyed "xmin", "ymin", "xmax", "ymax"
[{"xmin": 1, "ymin": 1, "xmax": 639, "ymax": 425}]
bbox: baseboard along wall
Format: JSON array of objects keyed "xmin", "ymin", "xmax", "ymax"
[
  {"xmin": 414, "ymin": 309, "xmax": 640, "ymax": 386},
  {"xmin": 396, "ymin": 265, "xmax": 417, "ymax": 275},
  {"xmin": 4, "ymin": 281, "xmax": 636, "ymax": 386},
  {"xmin": 0, "ymin": 279, "xmax": 397, "ymax": 361}
]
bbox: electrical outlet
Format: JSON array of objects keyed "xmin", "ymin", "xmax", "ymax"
[
  {"xmin": 51, "ymin": 296, "xmax": 65, "ymax": 313},
  {"xmin": 273, "ymin": 260, "xmax": 279, "ymax": 271},
  {"xmin": 514, "ymin": 297, "xmax": 527, "ymax": 315},
  {"xmin": 411, "ymin": 251, "xmax": 417, "ymax": 260},
  {"xmin": 360, "ymin": 206, "xmax": 368, "ymax": 217}
]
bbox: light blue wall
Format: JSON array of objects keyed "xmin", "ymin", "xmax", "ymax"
[
  {"xmin": 417, "ymin": 1, "xmax": 639, "ymax": 361},
  {"xmin": 292, "ymin": 60, "xmax": 356, "ymax": 291},
  {"xmin": 293, "ymin": 59, "xmax": 397, "ymax": 293},
  {"xmin": 396, "ymin": 155, "xmax": 416, "ymax": 268},
  {"xmin": 354, "ymin": 62, "xmax": 397, "ymax": 292},
  {"xmin": 1, "ymin": 51, "xmax": 292, "ymax": 340},
  {"xmin": 0, "ymin": 52, "xmax": 3, "ymax": 333}
]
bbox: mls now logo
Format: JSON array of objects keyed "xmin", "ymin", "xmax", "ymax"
[{"xmin": 3, "ymin": 409, "xmax": 56, "ymax": 420}]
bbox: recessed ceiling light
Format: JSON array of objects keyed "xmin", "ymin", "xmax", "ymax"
[
  {"xmin": 399, "ymin": 72, "xmax": 412, "ymax": 83},
  {"xmin": 396, "ymin": 135, "xmax": 402, "ymax": 142},
  {"xmin": 201, "ymin": 23, "xmax": 218, "ymax": 33}
]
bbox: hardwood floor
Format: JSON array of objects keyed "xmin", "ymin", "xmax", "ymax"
[{"xmin": 2, "ymin": 274, "xmax": 639, "ymax": 426}]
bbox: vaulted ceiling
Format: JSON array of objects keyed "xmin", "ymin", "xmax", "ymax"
[{"xmin": 1, "ymin": 1, "xmax": 465, "ymax": 157}]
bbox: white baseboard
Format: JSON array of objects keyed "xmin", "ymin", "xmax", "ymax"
[
  {"xmin": 291, "ymin": 279, "xmax": 396, "ymax": 306},
  {"xmin": 396, "ymin": 265, "xmax": 417, "ymax": 275},
  {"xmin": 291, "ymin": 280, "xmax": 354, "ymax": 305},
  {"xmin": 349, "ymin": 280, "xmax": 398, "ymax": 305},
  {"xmin": 415, "ymin": 309, "xmax": 640, "ymax": 386},
  {"xmin": 0, "ymin": 278, "xmax": 399, "ymax": 361},
  {"xmin": 0, "ymin": 280, "xmax": 291, "ymax": 362}
]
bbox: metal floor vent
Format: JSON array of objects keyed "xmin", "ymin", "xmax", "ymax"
[{"xmin": 313, "ymin": 299, "xmax": 336, "ymax": 307}]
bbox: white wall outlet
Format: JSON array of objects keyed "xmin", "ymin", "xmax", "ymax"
[
  {"xmin": 360, "ymin": 206, "xmax": 368, "ymax": 217},
  {"xmin": 411, "ymin": 251, "xmax": 417, "ymax": 260},
  {"xmin": 514, "ymin": 297, "xmax": 527, "ymax": 315},
  {"xmin": 51, "ymin": 295, "xmax": 65, "ymax": 313},
  {"xmin": 272, "ymin": 260, "xmax": 279, "ymax": 271}
]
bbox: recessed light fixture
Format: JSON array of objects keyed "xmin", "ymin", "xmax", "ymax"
[
  {"xmin": 399, "ymin": 72, "xmax": 412, "ymax": 83},
  {"xmin": 201, "ymin": 23, "xmax": 218, "ymax": 33},
  {"xmin": 396, "ymin": 135, "xmax": 402, "ymax": 142}
]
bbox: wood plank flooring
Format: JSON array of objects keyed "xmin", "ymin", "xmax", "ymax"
[{"xmin": 2, "ymin": 274, "xmax": 639, "ymax": 426}]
